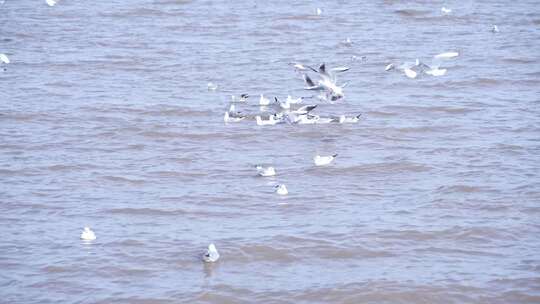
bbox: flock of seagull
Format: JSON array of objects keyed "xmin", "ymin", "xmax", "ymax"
[
  {"xmin": 1, "ymin": 1, "xmax": 501, "ymax": 264},
  {"xmin": 222, "ymin": 62, "xmax": 361, "ymax": 126}
]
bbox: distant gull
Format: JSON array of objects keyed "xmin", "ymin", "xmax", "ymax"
[
  {"xmin": 256, "ymin": 165, "xmax": 276, "ymax": 177},
  {"xmin": 0, "ymin": 53, "xmax": 10, "ymax": 64},
  {"xmin": 46, "ymin": 0, "xmax": 57, "ymax": 6},
  {"xmin": 224, "ymin": 103, "xmax": 245, "ymax": 123},
  {"xmin": 231, "ymin": 94, "xmax": 249, "ymax": 103},
  {"xmin": 314, "ymin": 154, "xmax": 337, "ymax": 166},
  {"xmin": 286, "ymin": 95, "xmax": 303, "ymax": 104},
  {"xmin": 434, "ymin": 52, "xmax": 459, "ymax": 59},
  {"xmin": 256, "ymin": 114, "xmax": 281, "ymax": 126},
  {"xmin": 275, "ymin": 184, "xmax": 288, "ymax": 195},
  {"xmin": 339, "ymin": 114, "xmax": 361, "ymax": 123},
  {"xmin": 441, "ymin": 7, "xmax": 452, "ymax": 14},
  {"xmin": 290, "ymin": 62, "xmax": 317, "ymax": 72},
  {"xmin": 492, "ymin": 25, "xmax": 499, "ymax": 33},
  {"xmin": 207, "ymin": 82, "xmax": 218, "ymax": 91},
  {"xmin": 224, "ymin": 111, "xmax": 245, "ymax": 123},
  {"xmin": 403, "ymin": 68, "xmax": 418, "ymax": 79},
  {"xmin": 259, "ymin": 94, "xmax": 271, "ymax": 106},
  {"xmin": 80, "ymin": 227, "xmax": 96, "ymax": 241},
  {"xmin": 274, "ymin": 96, "xmax": 291, "ymax": 110},
  {"xmin": 341, "ymin": 37, "xmax": 353, "ymax": 47},
  {"xmin": 316, "ymin": 8, "xmax": 322, "ymax": 16},
  {"xmin": 291, "ymin": 104, "xmax": 317, "ymax": 115},
  {"xmin": 203, "ymin": 243, "xmax": 220, "ymax": 263}
]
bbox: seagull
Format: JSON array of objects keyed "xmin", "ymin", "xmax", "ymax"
[
  {"xmin": 224, "ymin": 103, "xmax": 245, "ymax": 123},
  {"xmin": 256, "ymin": 165, "xmax": 276, "ymax": 177},
  {"xmin": 0, "ymin": 53, "xmax": 9, "ymax": 64},
  {"xmin": 286, "ymin": 95, "xmax": 303, "ymax": 104},
  {"xmin": 275, "ymin": 184, "xmax": 288, "ymax": 195},
  {"xmin": 339, "ymin": 114, "xmax": 361, "ymax": 123},
  {"xmin": 256, "ymin": 114, "xmax": 280, "ymax": 126},
  {"xmin": 207, "ymin": 82, "xmax": 218, "ymax": 91},
  {"xmin": 224, "ymin": 111, "xmax": 245, "ymax": 123},
  {"xmin": 341, "ymin": 37, "xmax": 353, "ymax": 47},
  {"xmin": 302, "ymin": 64, "xmax": 347, "ymax": 101},
  {"xmin": 441, "ymin": 7, "xmax": 452, "ymax": 14},
  {"xmin": 291, "ymin": 104, "xmax": 317, "ymax": 115},
  {"xmin": 203, "ymin": 243, "xmax": 220, "ymax": 263},
  {"xmin": 231, "ymin": 94, "xmax": 249, "ymax": 103},
  {"xmin": 259, "ymin": 94, "xmax": 271, "ymax": 106},
  {"xmin": 492, "ymin": 25, "xmax": 499, "ymax": 33},
  {"xmin": 80, "ymin": 227, "xmax": 96, "ymax": 241},
  {"xmin": 314, "ymin": 154, "xmax": 337, "ymax": 166},
  {"xmin": 290, "ymin": 62, "xmax": 317, "ymax": 72},
  {"xmin": 316, "ymin": 8, "xmax": 322, "ymax": 16},
  {"xmin": 274, "ymin": 97, "xmax": 291, "ymax": 110},
  {"xmin": 293, "ymin": 114, "xmax": 319, "ymax": 124},
  {"xmin": 46, "ymin": 0, "xmax": 57, "ymax": 6},
  {"xmin": 434, "ymin": 52, "xmax": 459, "ymax": 59}
]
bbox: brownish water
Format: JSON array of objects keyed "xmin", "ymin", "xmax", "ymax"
[{"xmin": 1, "ymin": 0, "xmax": 540, "ymax": 303}]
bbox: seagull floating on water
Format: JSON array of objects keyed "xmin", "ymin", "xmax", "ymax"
[
  {"xmin": 441, "ymin": 7, "xmax": 452, "ymax": 14},
  {"xmin": 80, "ymin": 227, "xmax": 96, "ymax": 241},
  {"xmin": 46, "ymin": 0, "xmax": 57, "ymax": 6},
  {"xmin": 492, "ymin": 25, "xmax": 499, "ymax": 33},
  {"xmin": 231, "ymin": 94, "xmax": 249, "ymax": 103},
  {"xmin": 0, "ymin": 53, "xmax": 10, "ymax": 64},
  {"xmin": 259, "ymin": 94, "xmax": 270, "ymax": 106},
  {"xmin": 256, "ymin": 114, "xmax": 281, "ymax": 126},
  {"xmin": 275, "ymin": 184, "xmax": 288, "ymax": 195},
  {"xmin": 314, "ymin": 154, "xmax": 337, "ymax": 166},
  {"xmin": 339, "ymin": 114, "xmax": 362, "ymax": 123},
  {"xmin": 256, "ymin": 165, "xmax": 276, "ymax": 177},
  {"xmin": 286, "ymin": 95, "xmax": 303, "ymax": 104},
  {"xmin": 434, "ymin": 52, "xmax": 459, "ymax": 59},
  {"xmin": 207, "ymin": 82, "xmax": 218, "ymax": 91},
  {"xmin": 224, "ymin": 103, "xmax": 245, "ymax": 123},
  {"xmin": 203, "ymin": 243, "xmax": 220, "ymax": 263},
  {"xmin": 316, "ymin": 8, "xmax": 322, "ymax": 16}
]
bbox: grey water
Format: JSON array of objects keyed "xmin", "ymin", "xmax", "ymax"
[{"xmin": 1, "ymin": 0, "xmax": 540, "ymax": 303}]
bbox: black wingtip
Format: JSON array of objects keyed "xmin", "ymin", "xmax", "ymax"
[{"xmin": 333, "ymin": 154, "xmax": 338, "ymax": 158}]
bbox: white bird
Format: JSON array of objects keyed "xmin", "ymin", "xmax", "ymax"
[
  {"xmin": 203, "ymin": 243, "xmax": 220, "ymax": 263},
  {"xmin": 274, "ymin": 97, "xmax": 291, "ymax": 110},
  {"xmin": 256, "ymin": 165, "xmax": 276, "ymax": 177},
  {"xmin": 46, "ymin": 0, "xmax": 57, "ymax": 6},
  {"xmin": 441, "ymin": 7, "xmax": 452, "ymax": 14},
  {"xmin": 231, "ymin": 94, "xmax": 249, "ymax": 103},
  {"xmin": 385, "ymin": 63, "xmax": 395, "ymax": 71},
  {"xmin": 434, "ymin": 52, "xmax": 459, "ymax": 59},
  {"xmin": 403, "ymin": 68, "xmax": 417, "ymax": 79},
  {"xmin": 314, "ymin": 154, "xmax": 337, "ymax": 166},
  {"xmin": 316, "ymin": 8, "xmax": 322, "ymax": 16},
  {"xmin": 342, "ymin": 37, "xmax": 353, "ymax": 46},
  {"xmin": 224, "ymin": 111, "xmax": 245, "ymax": 123},
  {"xmin": 256, "ymin": 115, "xmax": 279, "ymax": 126},
  {"xmin": 259, "ymin": 94, "xmax": 270, "ymax": 106},
  {"xmin": 291, "ymin": 104, "xmax": 317, "ymax": 115},
  {"xmin": 339, "ymin": 114, "xmax": 361, "ymax": 123},
  {"xmin": 0, "ymin": 53, "xmax": 10, "ymax": 64},
  {"xmin": 80, "ymin": 227, "xmax": 96, "ymax": 241},
  {"xmin": 492, "ymin": 25, "xmax": 499, "ymax": 33},
  {"xmin": 275, "ymin": 184, "xmax": 288, "ymax": 195},
  {"xmin": 424, "ymin": 67, "xmax": 447, "ymax": 76},
  {"xmin": 286, "ymin": 95, "xmax": 303, "ymax": 104},
  {"xmin": 207, "ymin": 82, "xmax": 218, "ymax": 91}
]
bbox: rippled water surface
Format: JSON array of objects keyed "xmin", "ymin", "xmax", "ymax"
[{"xmin": 1, "ymin": 0, "xmax": 540, "ymax": 303}]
